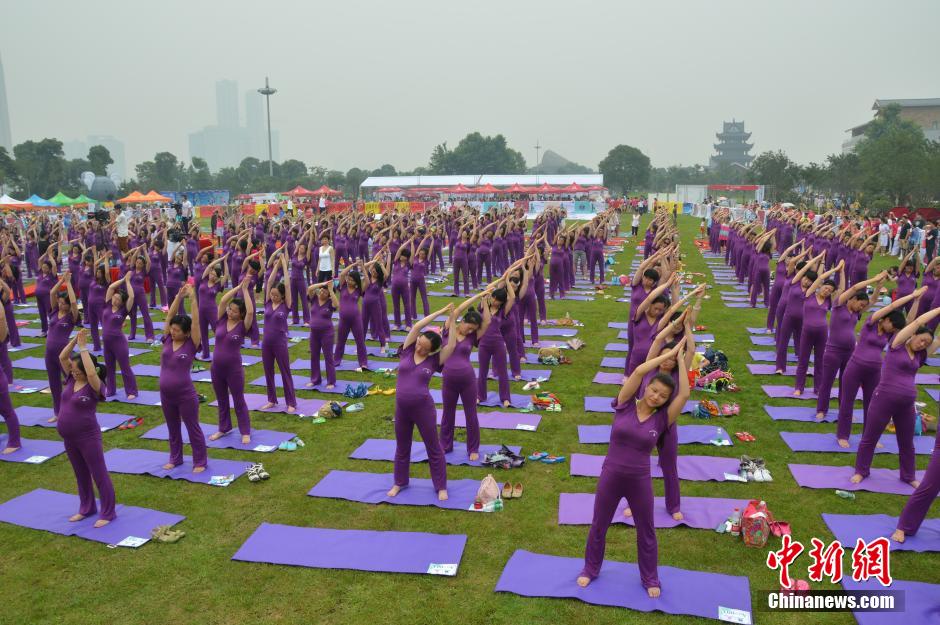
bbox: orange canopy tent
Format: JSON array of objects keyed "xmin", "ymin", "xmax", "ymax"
[
  {"xmin": 310, "ymin": 185, "xmax": 342, "ymax": 196},
  {"xmin": 116, "ymin": 191, "xmax": 146, "ymax": 203},
  {"xmin": 284, "ymin": 185, "xmax": 318, "ymax": 197},
  {"xmin": 141, "ymin": 190, "xmax": 172, "ymax": 202}
]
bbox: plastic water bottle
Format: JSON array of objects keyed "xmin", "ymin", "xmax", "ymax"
[
  {"xmin": 730, "ymin": 508, "xmax": 742, "ymax": 536},
  {"xmin": 835, "ymin": 490, "xmax": 856, "ymax": 500}
]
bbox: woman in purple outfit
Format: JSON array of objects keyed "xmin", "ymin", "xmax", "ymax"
[
  {"xmin": 101, "ymin": 272, "xmax": 139, "ymax": 400},
  {"xmin": 260, "ymin": 250, "xmax": 296, "ymax": 412},
  {"xmin": 893, "ymin": 426, "xmax": 940, "ymax": 543},
  {"xmin": 87, "ymin": 259, "xmax": 110, "ymax": 353},
  {"xmin": 793, "ymin": 260, "xmax": 842, "ymax": 396},
  {"xmin": 34, "ymin": 249, "xmax": 59, "ymax": 337},
  {"xmin": 766, "ymin": 241, "xmax": 803, "ymax": 332},
  {"xmin": 126, "ymin": 246, "xmax": 156, "ymax": 342},
  {"xmin": 387, "ymin": 303, "xmax": 454, "ymax": 502},
  {"xmin": 895, "ymin": 251, "xmax": 919, "ymax": 311},
  {"xmin": 390, "ymin": 240, "xmax": 414, "ymax": 330},
  {"xmin": 209, "ymin": 276, "xmax": 255, "ymax": 445},
  {"xmin": 833, "ymin": 290, "xmax": 916, "ymax": 447},
  {"xmin": 306, "ymin": 279, "xmax": 338, "ymax": 389},
  {"xmin": 0, "ymin": 307, "xmax": 21, "ymax": 454},
  {"xmin": 452, "ymin": 228, "xmax": 471, "ymax": 297},
  {"xmin": 548, "ymin": 233, "xmax": 567, "ymax": 299},
  {"xmin": 625, "ymin": 274, "xmax": 676, "ymax": 376},
  {"xmin": 440, "ymin": 291, "xmax": 491, "ymax": 461},
  {"xmin": 56, "ymin": 328, "xmax": 115, "ymax": 527},
  {"xmin": 160, "ymin": 284, "xmax": 207, "ymax": 472},
  {"xmin": 291, "ymin": 231, "xmax": 313, "ymax": 325},
  {"xmin": 165, "ymin": 247, "xmax": 189, "ymax": 314},
  {"xmin": 332, "ymin": 263, "xmax": 370, "ymax": 372},
  {"xmin": 410, "ymin": 235, "xmax": 433, "ymax": 319},
  {"xmin": 774, "ymin": 252, "xmax": 824, "ymax": 374},
  {"xmin": 852, "ymin": 302, "xmax": 940, "ymax": 486},
  {"xmin": 578, "ymin": 341, "xmax": 690, "ymax": 597},
  {"xmin": 813, "ymin": 271, "xmax": 886, "ymax": 421},
  {"xmin": 45, "ymin": 272, "xmax": 80, "ymax": 419},
  {"xmin": 197, "ymin": 254, "xmax": 229, "ymax": 360}
]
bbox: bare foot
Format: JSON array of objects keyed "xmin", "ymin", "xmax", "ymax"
[
  {"xmin": 47, "ymin": 416, "xmax": 58, "ymax": 423},
  {"xmin": 2, "ymin": 446, "xmax": 20, "ymax": 455},
  {"xmin": 287, "ymin": 406, "xmax": 296, "ymax": 414},
  {"xmin": 387, "ymin": 485, "xmax": 402, "ymax": 497},
  {"xmin": 437, "ymin": 490, "xmax": 448, "ymax": 501},
  {"xmin": 356, "ymin": 367, "xmax": 363, "ymax": 373},
  {"xmin": 68, "ymin": 513, "xmax": 87, "ymax": 522},
  {"xmin": 162, "ymin": 462, "xmax": 176, "ymax": 470},
  {"xmin": 623, "ymin": 507, "xmax": 633, "ymax": 517},
  {"xmin": 503, "ymin": 401, "xmax": 510, "ymax": 408},
  {"xmin": 814, "ymin": 412, "xmax": 826, "ymax": 421},
  {"xmin": 326, "ymin": 384, "xmax": 335, "ymax": 390},
  {"xmin": 576, "ymin": 576, "xmax": 592, "ymax": 588},
  {"xmin": 647, "ymin": 587, "xmax": 661, "ymax": 598},
  {"xmin": 890, "ymin": 529, "xmax": 906, "ymax": 543},
  {"xmin": 93, "ymin": 519, "xmax": 110, "ymax": 528},
  {"xmin": 876, "ymin": 442, "xmax": 884, "ymax": 449},
  {"xmin": 305, "ymin": 381, "xmax": 316, "ymax": 388},
  {"xmin": 792, "ymin": 390, "xmax": 802, "ymax": 397},
  {"xmin": 209, "ymin": 431, "xmax": 227, "ymax": 441},
  {"xmin": 837, "ymin": 439, "xmax": 850, "ymax": 449},
  {"xmin": 672, "ymin": 511, "xmax": 684, "ymax": 521},
  {"xmin": 127, "ymin": 394, "xmax": 137, "ymax": 401},
  {"xmin": 775, "ymin": 369, "xmax": 784, "ymax": 375},
  {"xmin": 260, "ymin": 402, "xmax": 275, "ymax": 410},
  {"xmin": 909, "ymin": 480, "xmax": 920, "ymax": 489},
  {"xmin": 193, "ymin": 466, "xmax": 206, "ymax": 474},
  {"xmin": 850, "ymin": 473, "xmax": 864, "ymax": 484},
  {"xmin": 469, "ymin": 452, "xmax": 479, "ymax": 461},
  {"xmin": 241, "ymin": 435, "xmax": 251, "ymax": 445}
]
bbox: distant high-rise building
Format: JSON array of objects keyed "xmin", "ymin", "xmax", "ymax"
[
  {"xmin": 0, "ymin": 52, "xmax": 12, "ymax": 152},
  {"xmin": 189, "ymin": 80, "xmax": 279, "ymax": 171},
  {"xmin": 709, "ymin": 120, "xmax": 754, "ymax": 169},
  {"xmin": 216, "ymin": 80, "xmax": 239, "ymax": 128}
]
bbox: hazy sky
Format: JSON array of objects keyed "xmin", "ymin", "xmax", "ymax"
[{"xmin": 4, "ymin": 0, "xmax": 939, "ymax": 174}]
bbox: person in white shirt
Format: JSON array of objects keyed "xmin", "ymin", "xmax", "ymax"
[
  {"xmin": 317, "ymin": 234, "xmax": 335, "ymax": 282},
  {"xmin": 113, "ymin": 206, "xmax": 130, "ymax": 252},
  {"xmin": 318, "ymin": 195, "xmax": 327, "ymax": 214},
  {"xmin": 180, "ymin": 194, "xmax": 194, "ymax": 230},
  {"xmin": 631, "ymin": 211, "xmax": 640, "ymax": 236}
]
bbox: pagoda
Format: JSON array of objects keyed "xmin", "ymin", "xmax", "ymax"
[{"xmin": 709, "ymin": 120, "xmax": 754, "ymax": 169}]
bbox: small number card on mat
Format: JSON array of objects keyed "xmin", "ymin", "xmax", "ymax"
[
  {"xmin": 718, "ymin": 606, "xmax": 751, "ymax": 624},
  {"xmin": 426, "ymin": 563, "xmax": 458, "ymax": 576}
]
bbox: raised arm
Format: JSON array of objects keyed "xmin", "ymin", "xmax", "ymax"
[
  {"xmin": 617, "ymin": 344, "xmax": 682, "ymax": 406},
  {"xmin": 891, "ymin": 303, "xmax": 940, "ymax": 350},
  {"xmin": 402, "ymin": 304, "xmax": 453, "ymax": 352},
  {"xmin": 667, "ymin": 345, "xmax": 691, "ymax": 424},
  {"xmin": 75, "ymin": 329, "xmax": 102, "ymax": 395}
]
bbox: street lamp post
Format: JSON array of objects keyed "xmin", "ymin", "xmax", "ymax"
[
  {"xmin": 534, "ymin": 139, "xmax": 541, "ymax": 184},
  {"xmin": 258, "ymin": 77, "xmax": 277, "ymax": 177}
]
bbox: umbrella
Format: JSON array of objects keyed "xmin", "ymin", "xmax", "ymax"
[
  {"xmin": 469, "ymin": 183, "xmax": 501, "ymax": 194},
  {"xmin": 284, "ymin": 185, "xmax": 317, "ymax": 197},
  {"xmin": 781, "ymin": 202, "xmax": 795, "ymax": 208},
  {"xmin": 310, "ymin": 185, "xmax": 342, "ymax": 196},
  {"xmin": 502, "ymin": 183, "xmax": 529, "ymax": 193}
]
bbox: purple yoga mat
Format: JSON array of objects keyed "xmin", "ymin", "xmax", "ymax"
[
  {"xmin": 190, "ymin": 354, "xmax": 263, "ymax": 366},
  {"xmin": 208, "ymin": 393, "xmax": 339, "ymax": 415},
  {"xmin": 430, "ymin": 388, "xmax": 530, "ymax": 409},
  {"xmin": 15, "ymin": 406, "xmax": 131, "ymax": 432},
  {"xmin": 307, "ymin": 470, "xmax": 480, "ymax": 511},
  {"xmin": 570, "ymin": 454, "xmax": 740, "ymax": 481},
  {"xmin": 750, "ymin": 350, "xmax": 800, "ymax": 363},
  {"xmin": 232, "ymin": 523, "xmax": 467, "ymax": 575},
  {"xmin": 140, "ymin": 422, "xmax": 296, "ymax": 452},
  {"xmin": 0, "ymin": 436, "xmax": 66, "ymax": 463},
  {"xmin": 764, "ymin": 405, "xmax": 863, "ymax": 423},
  {"xmin": 288, "ymin": 358, "xmax": 394, "ymax": 371},
  {"xmin": 103, "ymin": 448, "xmax": 249, "ymax": 485},
  {"xmin": 842, "ymin": 577, "xmax": 940, "ymax": 625},
  {"xmin": 788, "ymin": 464, "xmax": 924, "ymax": 495},
  {"xmin": 104, "ymin": 389, "xmax": 163, "ymax": 406},
  {"xmin": 7, "ymin": 378, "xmax": 49, "ymax": 392},
  {"xmin": 762, "ymin": 385, "xmax": 861, "ymax": 401},
  {"xmin": 8, "ymin": 342, "xmax": 41, "ymax": 353},
  {"xmin": 604, "ymin": 343, "xmax": 630, "ymax": 353},
  {"xmin": 747, "ymin": 363, "xmax": 812, "ymax": 376},
  {"xmin": 750, "ymin": 336, "xmax": 777, "ymax": 345},
  {"xmin": 578, "ymin": 424, "xmax": 732, "ymax": 446},
  {"xmin": 593, "ymin": 372, "xmax": 624, "ymax": 385},
  {"xmin": 247, "ymin": 376, "xmax": 372, "ymax": 394},
  {"xmin": 726, "ymin": 302, "xmax": 765, "ymax": 308},
  {"xmin": 823, "ymin": 513, "xmax": 940, "ymax": 553},
  {"xmin": 780, "ymin": 431, "xmax": 935, "ymax": 455},
  {"xmin": 495, "ymin": 550, "xmax": 752, "ymax": 622},
  {"xmin": 558, "ymin": 494, "xmax": 749, "ymax": 529},
  {"xmin": 929, "ymin": 389, "xmax": 940, "ymax": 402},
  {"xmin": 0, "ymin": 488, "xmax": 184, "ymax": 547},
  {"xmin": 747, "ymin": 327, "xmax": 773, "ymax": 334},
  {"xmin": 607, "ymin": 322, "xmax": 630, "ymax": 329},
  {"xmin": 434, "ymin": 409, "xmax": 541, "ymax": 431},
  {"xmin": 349, "ymin": 439, "xmax": 522, "ymax": 467},
  {"xmin": 615, "ymin": 331, "xmax": 715, "ymax": 342},
  {"xmin": 583, "ymin": 397, "xmax": 696, "ymax": 415},
  {"xmin": 600, "ymin": 356, "xmax": 626, "ymax": 368}
]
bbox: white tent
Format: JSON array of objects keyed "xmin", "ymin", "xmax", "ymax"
[
  {"xmin": 360, "ymin": 174, "xmax": 603, "ymax": 188},
  {"xmin": 0, "ymin": 194, "xmax": 32, "ymax": 207}
]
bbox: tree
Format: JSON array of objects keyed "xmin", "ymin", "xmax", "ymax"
[
  {"xmin": 280, "ymin": 159, "xmax": 307, "ymax": 182},
  {"xmin": 325, "ymin": 170, "xmax": 346, "ymax": 191},
  {"xmin": 13, "ymin": 138, "xmax": 69, "ymax": 197},
  {"xmin": 87, "ymin": 145, "xmax": 113, "ymax": 176},
  {"xmin": 747, "ymin": 150, "xmax": 798, "ymax": 199},
  {"xmin": 64, "ymin": 158, "xmax": 91, "ymax": 194},
  {"xmin": 0, "ymin": 147, "xmax": 18, "ymax": 192},
  {"xmin": 188, "ymin": 157, "xmax": 213, "ymax": 189},
  {"xmin": 345, "ymin": 167, "xmax": 368, "ymax": 195},
  {"xmin": 427, "ymin": 133, "xmax": 526, "ymax": 174},
  {"xmin": 855, "ymin": 110, "xmax": 928, "ymax": 205},
  {"xmin": 598, "ymin": 145, "xmax": 651, "ymax": 192},
  {"xmin": 824, "ymin": 153, "xmax": 861, "ymax": 197},
  {"xmin": 371, "ymin": 163, "xmax": 397, "ymax": 177},
  {"xmin": 136, "ymin": 152, "xmax": 183, "ymax": 191}
]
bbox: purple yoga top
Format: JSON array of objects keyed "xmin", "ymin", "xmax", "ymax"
[
  {"xmin": 441, "ymin": 333, "xmax": 476, "ymax": 378},
  {"xmin": 55, "ymin": 376, "xmax": 104, "ymax": 440},
  {"xmin": 338, "ymin": 287, "xmax": 361, "ymax": 321},
  {"xmin": 160, "ymin": 336, "xmax": 197, "ymax": 397},
  {"xmin": 802, "ymin": 293, "xmax": 830, "ymax": 328},
  {"xmin": 395, "ymin": 343, "xmax": 440, "ymax": 404},
  {"xmin": 262, "ymin": 301, "xmax": 290, "ymax": 346},
  {"xmin": 101, "ymin": 305, "xmax": 128, "ymax": 338},
  {"xmin": 852, "ymin": 319, "xmax": 892, "ymax": 367},
  {"xmin": 877, "ymin": 343, "xmax": 927, "ymax": 399},
  {"xmin": 214, "ymin": 318, "xmax": 246, "ymax": 362},
  {"xmin": 47, "ymin": 310, "xmax": 76, "ymax": 348},
  {"xmin": 604, "ymin": 397, "xmax": 669, "ymax": 474},
  {"xmin": 308, "ymin": 297, "xmax": 334, "ymax": 331},
  {"xmin": 826, "ymin": 304, "xmax": 859, "ymax": 352}
]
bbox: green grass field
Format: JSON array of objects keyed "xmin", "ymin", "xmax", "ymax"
[{"xmin": 0, "ymin": 215, "xmax": 935, "ymax": 625}]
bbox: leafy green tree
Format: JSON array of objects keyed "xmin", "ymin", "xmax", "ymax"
[
  {"xmin": 824, "ymin": 153, "xmax": 861, "ymax": 197},
  {"xmin": 87, "ymin": 145, "xmax": 113, "ymax": 176},
  {"xmin": 13, "ymin": 138, "xmax": 69, "ymax": 197},
  {"xmin": 371, "ymin": 163, "xmax": 397, "ymax": 177},
  {"xmin": 0, "ymin": 147, "xmax": 18, "ymax": 191},
  {"xmin": 747, "ymin": 150, "xmax": 797, "ymax": 193},
  {"xmin": 64, "ymin": 158, "xmax": 91, "ymax": 194},
  {"xmin": 345, "ymin": 167, "xmax": 368, "ymax": 195},
  {"xmin": 598, "ymin": 145, "xmax": 651, "ymax": 192},
  {"xmin": 280, "ymin": 159, "xmax": 307, "ymax": 181},
  {"xmin": 428, "ymin": 133, "xmax": 526, "ymax": 174},
  {"xmin": 855, "ymin": 108, "xmax": 928, "ymax": 205},
  {"xmin": 188, "ymin": 157, "xmax": 213, "ymax": 189}
]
